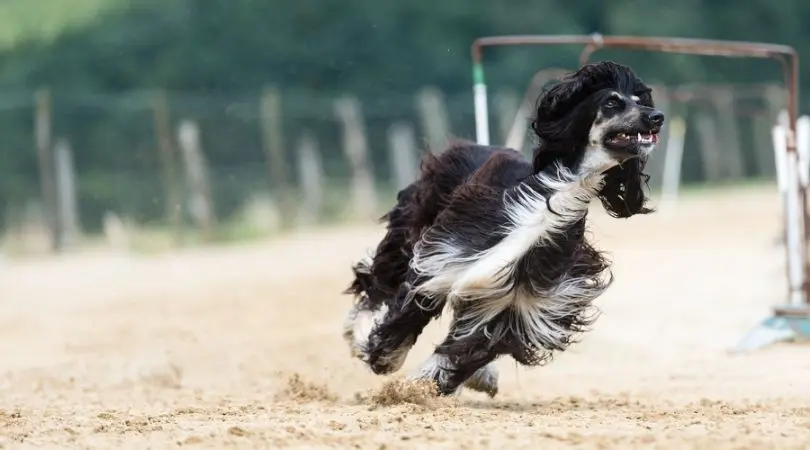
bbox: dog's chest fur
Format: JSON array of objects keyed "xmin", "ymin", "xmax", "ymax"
[{"xmin": 409, "ymin": 166, "xmax": 612, "ymax": 361}]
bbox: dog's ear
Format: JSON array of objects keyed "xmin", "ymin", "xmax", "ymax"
[
  {"xmin": 530, "ymin": 75, "xmax": 591, "ymax": 172},
  {"xmin": 532, "ymin": 76, "xmax": 586, "ymax": 125},
  {"xmin": 597, "ymin": 157, "xmax": 654, "ymax": 218}
]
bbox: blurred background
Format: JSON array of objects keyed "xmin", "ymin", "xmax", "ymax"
[
  {"xmin": 0, "ymin": 0, "xmax": 807, "ymax": 255},
  {"xmin": 3, "ymin": 2, "xmax": 810, "ymax": 447}
]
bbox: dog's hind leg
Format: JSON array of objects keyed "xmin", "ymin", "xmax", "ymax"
[
  {"xmin": 461, "ymin": 362, "xmax": 500, "ymax": 397},
  {"xmin": 410, "ymin": 315, "xmax": 500, "ymax": 397},
  {"xmin": 343, "ymin": 184, "xmax": 419, "ymax": 357}
]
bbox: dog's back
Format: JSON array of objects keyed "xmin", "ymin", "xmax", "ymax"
[
  {"xmin": 409, "ymin": 142, "xmax": 528, "ymax": 235},
  {"xmin": 346, "ymin": 141, "xmax": 526, "ymax": 309}
]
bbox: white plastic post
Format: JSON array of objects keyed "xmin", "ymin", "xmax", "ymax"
[
  {"xmin": 796, "ymin": 115, "xmax": 810, "ymax": 188},
  {"xmin": 773, "ymin": 124, "xmax": 788, "ymax": 197},
  {"xmin": 783, "ymin": 144, "xmax": 807, "ymax": 307},
  {"xmin": 505, "ymin": 102, "xmax": 530, "ymax": 151},
  {"xmin": 474, "ymin": 84, "xmax": 490, "ymax": 145},
  {"xmin": 473, "ymin": 63, "xmax": 490, "ymax": 145},
  {"xmin": 660, "ymin": 116, "xmax": 686, "ymax": 209}
]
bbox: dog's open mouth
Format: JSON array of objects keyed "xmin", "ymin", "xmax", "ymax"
[{"xmin": 605, "ymin": 130, "xmax": 660, "ymax": 148}]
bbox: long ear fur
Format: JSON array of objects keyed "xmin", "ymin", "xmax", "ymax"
[
  {"xmin": 532, "ymin": 76, "xmax": 585, "ymax": 125},
  {"xmin": 532, "ymin": 61, "xmax": 632, "ymax": 128},
  {"xmin": 529, "ymin": 80, "xmax": 595, "ymax": 173},
  {"xmin": 530, "ymin": 61, "xmax": 656, "ymax": 217},
  {"xmin": 598, "ymin": 157, "xmax": 654, "ymax": 218}
]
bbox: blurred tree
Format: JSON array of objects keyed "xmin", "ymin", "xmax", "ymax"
[{"xmin": 0, "ymin": 0, "xmax": 808, "ymax": 230}]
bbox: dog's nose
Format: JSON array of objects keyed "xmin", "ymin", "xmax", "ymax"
[{"xmin": 645, "ymin": 110, "xmax": 665, "ymax": 127}]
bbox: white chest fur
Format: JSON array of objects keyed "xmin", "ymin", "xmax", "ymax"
[{"xmin": 408, "ymin": 166, "xmax": 610, "ymax": 348}]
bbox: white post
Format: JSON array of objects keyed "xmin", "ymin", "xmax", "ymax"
[
  {"xmin": 505, "ymin": 101, "xmax": 531, "ymax": 152},
  {"xmin": 296, "ymin": 131, "xmax": 324, "ymax": 226},
  {"xmin": 334, "ymin": 96, "xmax": 377, "ymax": 220},
  {"xmin": 796, "ymin": 115, "xmax": 810, "ymax": 188},
  {"xmin": 694, "ymin": 110, "xmax": 723, "ymax": 182},
  {"xmin": 102, "ymin": 211, "xmax": 130, "ymax": 251},
  {"xmin": 773, "ymin": 120, "xmax": 807, "ymax": 307},
  {"xmin": 773, "ymin": 124, "xmax": 788, "ymax": 197},
  {"xmin": 775, "ymin": 110, "xmax": 791, "ymax": 217},
  {"xmin": 177, "ymin": 119, "xmax": 216, "ymax": 238},
  {"xmin": 260, "ymin": 86, "xmax": 295, "ymax": 229},
  {"xmin": 784, "ymin": 145, "xmax": 807, "ymax": 307},
  {"xmin": 504, "ymin": 69, "xmax": 567, "ymax": 153},
  {"xmin": 493, "ymin": 88, "xmax": 520, "ymax": 145},
  {"xmin": 387, "ymin": 122, "xmax": 418, "ymax": 190},
  {"xmin": 415, "ymin": 86, "xmax": 451, "ymax": 153},
  {"xmin": 773, "ymin": 123, "xmax": 790, "ymax": 249},
  {"xmin": 473, "ymin": 64, "xmax": 490, "ymax": 145},
  {"xmin": 53, "ymin": 138, "xmax": 80, "ymax": 249},
  {"xmin": 660, "ymin": 116, "xmax": 687, "ymax": 209},
  {"xmin": 713, "ymin": 88, "xmax": 745, "ymax": 180},
  {"xmin": 474, "ymin": 85, "xmax": 489, "ymax": 145}
]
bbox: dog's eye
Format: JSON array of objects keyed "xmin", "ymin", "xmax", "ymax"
[{"xmin": 605, "ymin": 99, "xmax": 621, "ymax": 109}]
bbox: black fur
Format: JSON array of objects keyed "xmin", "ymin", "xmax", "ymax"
[
  {"xmin": 531, "ymin": 61, "xmax": 657, "ymax": 218},
  {"xmin": 344, "ymin": 60, "xmax": 663, "ymax": 396}
]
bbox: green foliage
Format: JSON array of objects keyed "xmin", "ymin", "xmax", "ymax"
[
  {"xmin": 1, "ymin": 0, "xmax": 810, "ymax": 233},
  {"xmin": 0, "ymin": 0, "xmax": 126, "ymax": 50}
]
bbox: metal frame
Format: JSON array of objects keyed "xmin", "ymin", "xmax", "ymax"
[
  {"xmin": 503, "ymin": 67, "xmax": 568, "ymax": 150},
  {"xmin": 469, "ymin": 34, "xmax": 810, "ymax": 351},
  {"xmin": 507, "ymin": 76, "xmax": 781, "ymax": 151}
]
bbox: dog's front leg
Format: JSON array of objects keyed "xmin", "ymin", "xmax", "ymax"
[
  {"xmin": 411, "ymin": 314, "xmax": 500, "ymax": 397},
  {"xmin": 359, "ymin": 283, "xmax": 445, "ymax": 375}
]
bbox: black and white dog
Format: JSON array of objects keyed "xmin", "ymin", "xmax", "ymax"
[{"xmin": 343, "ymin": 61, "xmax": 664, "ymax": 397}]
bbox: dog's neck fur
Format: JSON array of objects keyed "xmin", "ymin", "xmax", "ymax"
[
  {"xmin": 413, "ymin": 152, "xmax": 609, "ymax": 296},
  {"xmin": 534, "ymin": 136, "xmax": 620, "ymax": 175},
  {"xmin": 408, "ymin": 143, "xmax": 617, "ymax": 366}
]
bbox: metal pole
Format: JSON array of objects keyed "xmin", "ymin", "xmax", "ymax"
[{"xmin": 470, "ymin": 34, "xmax": 806, "ymax": 316}]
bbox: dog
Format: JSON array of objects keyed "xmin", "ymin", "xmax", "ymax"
[{"xmin": 342, "ymin": 61, "xmax": 664, "ymax": 397}]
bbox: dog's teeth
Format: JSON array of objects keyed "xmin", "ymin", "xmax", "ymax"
[{"xmin": 637, "ymin": 133, "xmax": 642, "ymax": 141}]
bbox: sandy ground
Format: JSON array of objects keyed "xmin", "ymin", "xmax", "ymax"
[{"xmin": 1, "ymin": 185, "xmax": 810, "ymax": 449}]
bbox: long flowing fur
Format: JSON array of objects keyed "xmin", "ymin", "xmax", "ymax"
[{"xmin": 343, "ymin": 60, "xmax": 664, "ymax": 396}]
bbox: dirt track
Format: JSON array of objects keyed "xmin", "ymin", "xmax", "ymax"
[{"xmin": 2, "ymin": 185, "xmax": 810, "ymax": 449}]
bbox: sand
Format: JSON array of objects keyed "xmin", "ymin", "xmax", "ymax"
[{"xmin": 1, "ymin": 185, "xmax": 810, "ymax": 449}]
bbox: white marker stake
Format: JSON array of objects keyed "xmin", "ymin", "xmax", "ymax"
[
  {"xmin": 796, "ymin": 115, "xmax": 810, "ymax": 188},
  {"xmin": 660, "ymin": 116, "xmax": 686, "ymax": 210},
  {"xmin": 473, "ymin": 63, "xmax": 490, "ymax": 145},
  {"xmin": 773, "ymin": 124, "xmax": 788, "ymax": 197},
  {"xmin": 784, "ymin": 146, "xmax": 807, "ymax": 307},
  {"xmin": 505, "ymin": 102, "xmax": 531, "ymax": 151}
]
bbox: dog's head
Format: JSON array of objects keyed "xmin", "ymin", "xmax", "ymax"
[{"xmin": 530, "ymin": 61, "xmax": 665, "ymax": 218}]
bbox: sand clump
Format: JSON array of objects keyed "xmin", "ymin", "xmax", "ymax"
[
  {"xmin": 275, "ymin": 373, "xmax": 337, "ymax": 402},
  {"xmin": 364, "ymin": 378, "xmax": 456, "ymax": 409}
]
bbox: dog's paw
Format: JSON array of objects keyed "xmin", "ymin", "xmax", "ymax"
[
  {"xmin": 343, "ymin": 299, "xmax": 388, "ymax": 359},
  {"xmin": 363, "ymin": 334, "xmax": 414, "ymax": 375},
  {"xmin": 462, "ymin": 363, "xmax": 499, "ymax": 398}
]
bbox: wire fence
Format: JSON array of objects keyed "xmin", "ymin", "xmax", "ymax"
[{"xmin": 0, "ymin": 81, "xmax": 794, "ymax": 254}]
